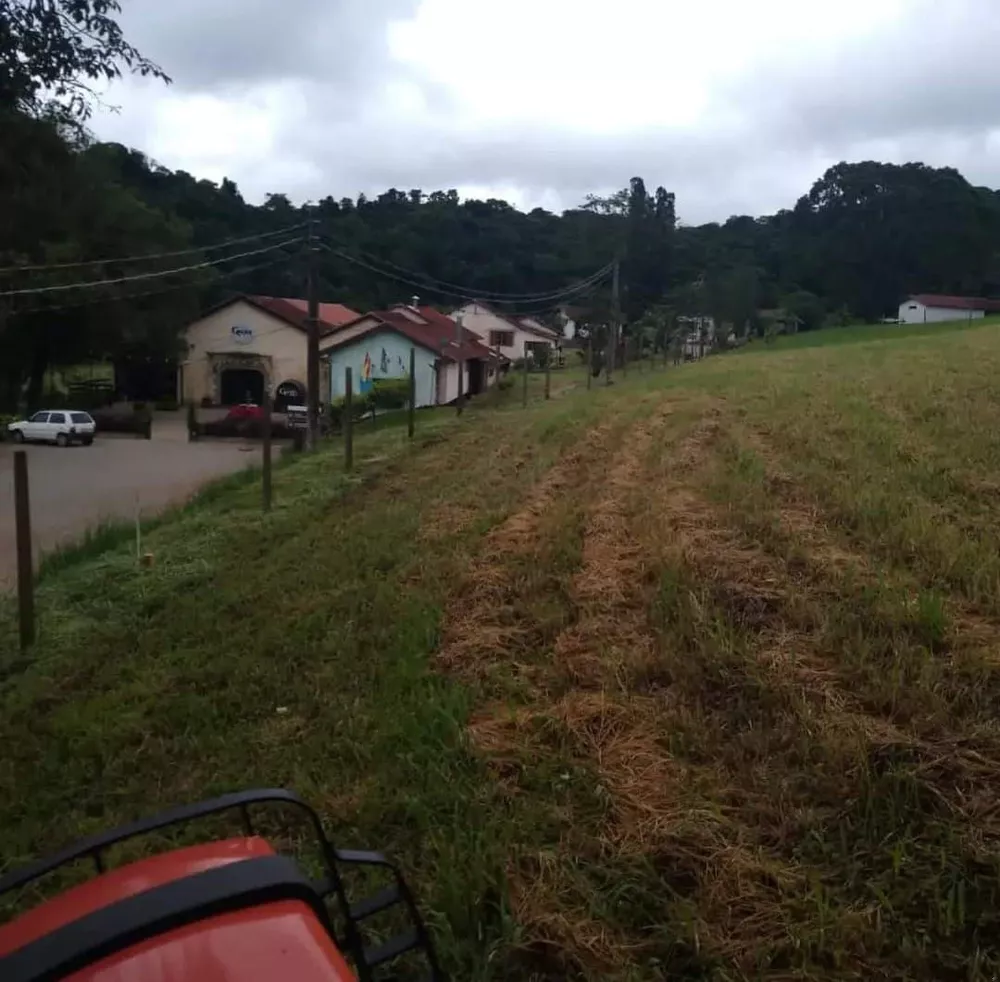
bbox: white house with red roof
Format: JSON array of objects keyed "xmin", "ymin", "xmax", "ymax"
[
  {"xmin": 898, "ymin": 294, "xmax": 1000, "ymax": 325},
  {"xmin": 178, "ymin": 294, "xmax": 359, "ymax": 408},
  {"xmin": 320, "ymin": 303, "xmax": 502, "ymax": 407},
  {"xmin": 452, "ymin": 301, "xmax": 559, "ymax": 363}
]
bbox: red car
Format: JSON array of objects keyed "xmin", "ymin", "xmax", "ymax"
[{"xmin": 0, "ymin": 789, "xmax": 444, "ymax": 982}]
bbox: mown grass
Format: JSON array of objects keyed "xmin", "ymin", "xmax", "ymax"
[
  {"xmin": 743, "ymin": 313, "xmax": 1000, "ymax": 353},
  {"xmin": 4, "ymin": 324, "xmax": 1000, "ymax": 980}
]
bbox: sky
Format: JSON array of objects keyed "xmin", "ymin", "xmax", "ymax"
[{"xmin": 91, "ymin": 0, "xmax": 1000, "ymax": 225}]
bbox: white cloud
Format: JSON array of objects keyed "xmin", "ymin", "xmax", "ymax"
[{"xmin": 89, "ymin": 0, "xmax": 1000, "ymax": 222}]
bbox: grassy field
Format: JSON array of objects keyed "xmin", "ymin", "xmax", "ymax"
[
  {"xmin": 3, "ymin": 327, "xmax": 1000, "ymax": 980},
  {"xmin": 748, "ymin": 313, "xmax": 1000, "ymax": 353}
]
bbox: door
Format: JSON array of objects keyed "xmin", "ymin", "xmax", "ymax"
[
  {"xmin": 23, "ymin": 411, "xmax": 49, "ymax": 439},
  {"xmin": 220, "ymin": 368, "xmax": 264, "ymax": 406},
  {"xmin": 435, "ymin": 363, "xmax": 446, "ymax": 405},
  {"xmin": 47, "ymin": 412, "xmax": 67, "ymax": 440}
]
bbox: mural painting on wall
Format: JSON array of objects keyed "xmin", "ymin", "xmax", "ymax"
[
  {"xmin": 361, "ymin": 348, "xmax": 399, "ymax": 394},
  {"xmin": 360, "ymin": 352, "xmax": 374, "ymax": 394}
]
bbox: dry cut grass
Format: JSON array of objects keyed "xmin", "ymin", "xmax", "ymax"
[{"xmin": 437, "ymin": 324, "xmax": 1000, "ymax": 980}]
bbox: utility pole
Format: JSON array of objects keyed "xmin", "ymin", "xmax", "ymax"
[
  {"xmin": 607, "ymin": 256, "xmax": 620, "ymax": 386},
  {"xmin": 455, "ymin": 311, "xmax": 465, "ymax": 414},
  {"xmin": 305, "ymin": 220, "xmax": 320, "ymax": 451}
]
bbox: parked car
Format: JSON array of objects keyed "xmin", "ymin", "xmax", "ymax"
[{"xmin": 7, "ymin": 410, "xmax": 96, "ymax": 447}]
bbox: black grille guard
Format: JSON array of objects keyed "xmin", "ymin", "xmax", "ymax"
[{"xmin": 0, "ymin": 788, "xmax": 446, "ymax": 982}]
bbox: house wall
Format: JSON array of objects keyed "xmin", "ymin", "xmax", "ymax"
[
  {"xmin": 327, "ymin": 329, "xmax": 438, "ymax": 408},
  {"xmin": 898, "ymin": 301, "xmax": 985, "ymax": 324},
  {"xmin": 178, "ymin": 300, "xmax": 306, "ymax": 404},
  {"xmin": 453, "ymin": 303, "xmax": 555, "ymax": 362}
]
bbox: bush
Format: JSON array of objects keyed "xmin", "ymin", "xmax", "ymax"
[
  {"xmin": 371, "ymin": 377, "xmax": 410, "ymax": 410},
  {"xmin": 0, "ymin": 413, "xmax": 20, "ymax": 441},
  {"xmin": 155, "ymin": 398, "xmax": 179, "ymax": 411},
  {"xmin": 497, "ymin": 375, "xmax": 515, "ymax": 392},
  {"xmin": 328, "ymin": 391, "xmax": 377, "ymax": 431}
]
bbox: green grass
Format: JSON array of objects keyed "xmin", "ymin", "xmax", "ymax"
[
  {"xmin": 741, "ymin": 313, "xmax": 1000, "ymax": 353},
  {"xmin": 4, "ymin": 324, "xmax": 1000, "ymax": 979}
]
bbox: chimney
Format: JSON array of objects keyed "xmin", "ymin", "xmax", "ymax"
[{"xmin": 410, "ymin": 295, "xmax": 420, "ymax": 309}]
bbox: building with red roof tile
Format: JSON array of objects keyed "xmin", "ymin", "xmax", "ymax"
[
  {"xmin": 898, "ymin": 294, "xmax": 1000, "ymax": 324},
  {"xmin": 178, "ymin": 294, "xmax": 359, "ymax": 408},
  {"xmin": 320, "ymin": 302, "xmax": 505, "ymax": 407}
]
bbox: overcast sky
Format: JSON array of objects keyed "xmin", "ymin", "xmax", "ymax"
[{"xmin": 91, "ymin": 0, "xmax": 1000, "ymax": 224}]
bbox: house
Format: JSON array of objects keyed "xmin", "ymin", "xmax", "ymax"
[
  {"xmin": 177, "ymin": 295, "xmax": 359, "ymax": 408},
  {"xmin": 320, "ymin": 303, "xmax": 502, "ymax": 408},
  {"xmin": 452, "ymin": 301, "xmax": 559, "ymax": 363},
  {"xmin": 677, "ymin": 315, "xmax": 716, "ymax": 360},
  {"xmin": 898, "ymin": 294, "xmax": 1000, "ymax": 324}
]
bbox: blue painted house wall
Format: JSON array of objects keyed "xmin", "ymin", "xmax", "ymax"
[{"xmin": 327, "ymin": 330, "xmax": 439, "ymax": 407}]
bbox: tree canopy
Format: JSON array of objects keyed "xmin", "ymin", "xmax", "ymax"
[{"xmin": 4, "ymin": 2, "xmax": 1000, "ymax": 407}]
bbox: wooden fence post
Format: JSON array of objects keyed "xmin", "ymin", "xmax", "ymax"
[
  {"xmin": 13, "ymin": 451, "xmax": 35, "ymax": 651},
  {"xmin": 544, "ymin": 351, "xmax": 551, "ymax": 400},
  {"xmin": 262, "ymin": 388, "xmax": 272, "ymax": 513},
  {"xmin": 408, "ymin": 347, "xmax": 416, "ymax": 439},
  {"xmin": 586, "ymin": 335, "xmax": 592, "ymax": 390},
  {"xmin": 521, "ymin": 344, "xmax": 528, "ymax": 408},
  {"xmin": 344, "ymin": 367, "xmax": 354, "ymax": 471}
]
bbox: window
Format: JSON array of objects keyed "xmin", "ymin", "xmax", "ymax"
[
  {"xmin": 29, "ymin": 412, "xmax": 49, "ymax": 423},
  {"xmin": 488, "ymin": 330, "xmax": 514, "ymax": 347},
  {"xmin": 48, "ymin": 412, "xmax": 65, "ymax": 424},
  {"xmin": 908, "ymin": 304, "xmax": 918, "ymax": 310},
  {"xmin": 71, "ymin": 412, "xmax": 93, "ymax": 424}
]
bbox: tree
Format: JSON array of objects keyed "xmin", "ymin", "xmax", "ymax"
[{"xmin": 1, "ymin": 0, "xmax": 169, "ymax": 118}]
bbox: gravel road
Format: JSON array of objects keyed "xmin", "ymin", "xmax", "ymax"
[{"xmin": 0, "ymin": 424, "xmax": 262, "ymax": 589}]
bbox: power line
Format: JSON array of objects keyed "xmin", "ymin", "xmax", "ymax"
[
  {"xmin": 0, "ymin": 238, "xmax": 303, "ymax": 298},
  {"xmin": 321, "ymin": 241, "xmax": 612, "ymax": 305},
  {"xmin": 335, "ymin": 240, "xmax": 614, "ymax": 301},
  {"xmin": 0, "ymin": 224, "xmax": 308, "ymax": 276},
  {"xmin": 12, "ymin": 251, "xmax": 300, "ymax": 317}
]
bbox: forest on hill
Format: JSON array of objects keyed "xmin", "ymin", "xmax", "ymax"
[{"xmin": 4, "ymin": 0, "xmax": 1000, "ymax": 406}]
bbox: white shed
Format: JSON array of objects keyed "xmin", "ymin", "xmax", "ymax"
[{"xmin": 898, "ymin": 294, "xmax": 1000, "ymax": 324}]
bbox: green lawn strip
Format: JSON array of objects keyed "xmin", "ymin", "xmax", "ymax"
[
  {"xmin": 0, "ymin": 385, "xmax": 619, "ymax": 979},
  {"xmin": 736, "ymin": 316, "xmax": 1000, "ymax": 355},
  {"xmin": 682, "ymin": 398, "xmax": 1000, "ymax": 978}
]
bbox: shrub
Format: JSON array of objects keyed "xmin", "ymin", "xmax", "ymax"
[
  {"xmin": 0, "ymin": 413, "xmax": 21, "ymax": 441},
  {"xmin": 497, "ymin": 375, "xmax": 515, "ymax": 392},
  {"xmin": 155, "ymin": 398, "xmax": 179, "ymax": 411},
  {"xmin": 371, "ymin": 377, "xmax": 410, "ymax": 410}
]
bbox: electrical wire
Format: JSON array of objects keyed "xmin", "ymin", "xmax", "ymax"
[
  {"xmin": 337, "ymin": 241, "xmax": 614, "ymax": 301},
  {"xmin": 8, "ymin": 250, "xmax": 301, "ymax": 317},
  {"xmin": 321, "ymin": 241, "xmax": 612, "ymax": 305},
  {"xmin": 0, "ymin": 238, "xmax": 303, "ymax": 298},
  {"xmin": 0, "ymin": 224, "xmax": 308, "ymax": 276},
  {"xmin": 332, "ymin": 244, "xmax": 613, "ymax": 304}
]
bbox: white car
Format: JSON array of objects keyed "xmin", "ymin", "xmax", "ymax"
[{"xmin": 7, "ymin": 410, "xmax": 96, "ymax": 447}]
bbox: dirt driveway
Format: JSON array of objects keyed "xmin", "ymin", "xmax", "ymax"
[{"xmin": 0, "ymin": 420, "xmax": 263, "ymax": 589}]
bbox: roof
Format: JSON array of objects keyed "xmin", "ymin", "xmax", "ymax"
[
  {"xmin": 908, "ymin": 294, "xmax": 1000, "ymax": 312},
  {"xmin": 323, "ymin": 306, "xmax": 501, "ymax": 363},
  {"xmin": 456, "ymin": 300, "xmax": 560, "ymax": 341},
  {"xmin": 195, "ymin": 295, "xmax": 360, "ymax": 337},
  {"xmin": 278, "ymin": 298, "xmax": 359, "ymax": 328}
]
